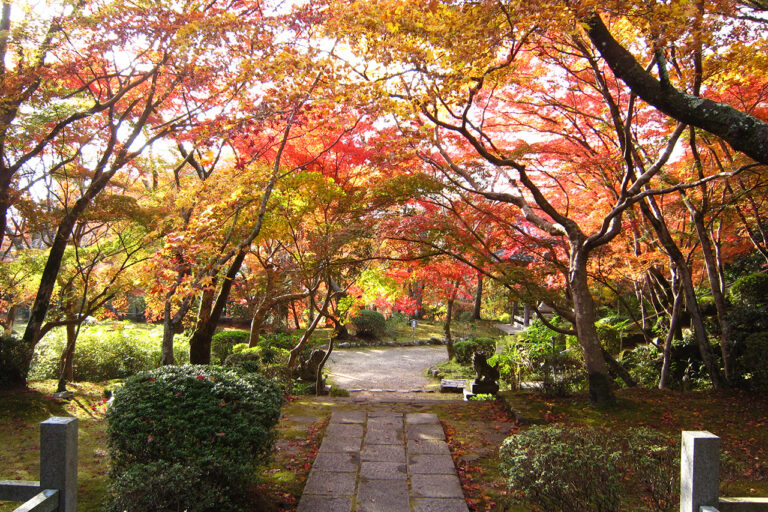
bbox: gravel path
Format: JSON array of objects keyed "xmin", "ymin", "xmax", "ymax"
[{"xmin": 325, "ymin": 346, "xmax": 449, "ymax": 391}]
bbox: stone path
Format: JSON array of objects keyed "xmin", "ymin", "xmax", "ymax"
[{"xmin": 297, "ymin": 410, "xmax": 469, "ymax": 512}]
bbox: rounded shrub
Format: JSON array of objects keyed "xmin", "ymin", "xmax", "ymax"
[
  {"xmin": 107, "ymin": 365, "xmax": 283, "ymax": 472},
  {"xmin": 351, "ymin": 309, "xmax": 386, "ymax": 338},
  {"xmin": 453, "ymin": 337, "xmax": 496, "ymax": 365},
  {"xmin": 737, "ymin": 331, "xmax": 768, "ymax": 391},
  {"xmin": 731, "ymin": 271, "xmax": 768, "ymax": 306},
  {"xmin": 103, "ymin": 461, "xmax": 228, "ymax": 512},
  {"xmin": 211, "ymin": 329, "xmax": 250, "ymax": 363},
  {"xmin": 223, "ymin": 346, "xmax": 262, "ymax": 374},
  {"xmin": 499, "ymin": 425, "xmax": 622, "ymax": 512},
  {"xmin": 0, "ymin": 335, "xmax": 32, "ymax": 389}
]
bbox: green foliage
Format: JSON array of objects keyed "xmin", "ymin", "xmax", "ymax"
[
  {"xmin": 537, "ymin": 352, "xmax": 584, "ymax": 397},
  {"xmin": 620, "ymin": 344, "xmax": 662, "ymax": 388},
  {"xmin": 467, "ymin": 393, "xmax": 496, "ymax": 401},
  {"xmin": 329, "ymin": 386, "xmax": 350, "ymax": 397},
  {"xmin": 453, "ymin": 337, "xmax": 496, "ymax": 365},
  {"xmin": 223, "ymin": 346, "xmax": 262, "ymax": 374},
  {"xmin": 431, "ymin": 359, "xmax": 475, "ymax": 379},
  {"xmin": 103, "ymin": 461, "xmax": 227, "ymax": 512},
  {"xmin": 595, "ymin": 316, "xmax": 631, "ymax": 355},
  {"xmin": 731, "ymin": 272, "xmax": 768, "ymax": 306},
  {"xmin": 736, "ymin": 332, "xmax": 768, "ymax": 392},
  {"xmin": 0, "ymin": 336, "xmax": 32, "ymax": 388},
  {"xmin": 211, "ymin": 330, "xmax": 250, "ymax": 364},
  {"xmin": 351, "ymin": 309, "xmax": 386, "ymax": 338},
  {"xmin": 499, "ymin": 425, "xmax": 678, "ymax": 512},
  {"xmin": 29, "ymin": 324, "xmax": 190, "ymax": 381},
  {"xmin": 258, "ymin": 332, "xmax": 300, "ymax": 351},
  {"xmin": 500, "ymin": 425, "xmax": 622, "ymax": 512},
  {"xmin": 385, "ymin": 312, "xmax": 409, "ymax": 332},
  {"xmin": 106, "ymin": 365, "xmax": 283, "ymax": 511}
]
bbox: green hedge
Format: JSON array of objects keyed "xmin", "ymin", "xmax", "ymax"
[
  {"xmin": 351, "ymin": 309, "xmax": 386, "ymax": 338},
  {"xmin": 454, "ymin": 337, "xmax": 496, "ymax": 365},
  {"xmin": 211, "ymin": 330, "xmax": 250, "ymax": 363},
  {"xmin": 29, "ymin": 324, "xmax": 190, "ymax": 381},
  {"xmin": 500, "ymin": 425, "xmax": 678, "ymax": 512},
  {"xmin": 106, "ymin": 365, "xmax": 283, "ymax": 511}
]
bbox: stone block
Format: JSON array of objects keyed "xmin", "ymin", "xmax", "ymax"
[
  {"xmin": 440, "ymin": 379, "xmax": 467, "ymax": 393},
  {"xmin": 367, "ymin": 416, "xmax": 403, "ymax": 429},
  {"xmin": 40, "ymin": 417, "xmax": 77, "ymax": 512},
  {"xmin": 680, "ymin": 431, "xmax": 720, "ymax": 512}
]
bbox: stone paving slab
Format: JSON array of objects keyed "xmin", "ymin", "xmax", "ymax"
[
  {"xmin": 297, "ymin": 409, "xmax": 467, "ymax": 512},
  {"xmin": 303, "ymin": 470, "xmax": 357, "ymax": 496},
  {"xmin": 320, "ymin": 436, "xmax": 363, "ymax": 453},
  {"xmin": 405, "ymin": 412, "xmax": 440, "ymax": 424},
  {"xmin": 408, "ymin": 454, "xmax": 457, "ymax": 474},
  {"xmin": 326, "ymin": 423, "xmax": 365, "ymax": 437},
  {"xmin": 357, "ymin": 479, "xmax": 409, "ymax": 512},
  {"xmin": 297, "ymin": 496, "xmax": 354, "ymax": 512},
  {"xmin": 407, "ymin": 439, "xmax": 452, "ymax": 455},
  {"xmin": 312, "ymin": 452, "xmax": 360, "ymax": 472},
  {"xmin": 360, "ymin": 461, "xmax": 407, "ymax": 480},
  {"xmin": 411, "ymin": 474, "xmax": 465, "ymax": 498},
  {"xmin": 406, "ymin": 423, "xmax": 446, "ymax": 441},
  {"xmin": 331, "ymin": 411, "xmax": 367, "ymax": 424}
]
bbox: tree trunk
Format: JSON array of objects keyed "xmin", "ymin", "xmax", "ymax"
[
  {"xmin": 187, "ymin": 249, "xmax": 247, "ymax": 364},
  {"xmin": 315, "ymin": 336, "xmax": 333, "ymax": 395},
  {"xmin": 473, "ymin": 274, "xmax": 483, "ymax": 320},
  {"xmin": 3, "ymin": 304, "xmax": 17, "ymax": 336},
  {"xmin": 56, "ymin": 320, "xmax": 78, "ymax": 393},
  {"xmin": 161, "ymin": 301, "xmax": 178, "ymax": 366},
  {"xmin": 640, "ymin": 199, "xmax": 723, "ymax": 389},
  {"xmin": 189, "ymin": 287, "xmax": 216, "ymax": 364},
  {"xmin": 523, "ymin": 304, "xmax": 531, "ymax": 327},
  {"xmin": 512, "ymin": 301, "xmax": 519, "ymax": 324},
  {"xmin": 445, "ymin": 296, "xmax": 455, "ymax": 360},
  {"xmin": 659, "ymin": 277, "xmax": 683, "ymax": 390},
  {"xmin": 570, "ymin": 248, "xmax": 614, "ymax": 405},
  {"xmin": 248, "ymin": 304, "xmax": 269, "ymax": 348}
]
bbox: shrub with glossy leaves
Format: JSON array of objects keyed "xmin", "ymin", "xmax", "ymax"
[
  {"xmin": 107, "ymin": 365, "xmax": 283, "ymax": 473},
  {"xmin": 103, "ymin": 461, "xmax": 228, "ymax": 512}
]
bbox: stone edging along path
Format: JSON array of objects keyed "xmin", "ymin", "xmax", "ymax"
[{"xmin": 297, "ymin": 410, "xmax": 470, "ymax": 512}]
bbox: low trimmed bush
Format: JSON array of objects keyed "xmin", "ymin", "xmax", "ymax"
[
  {"xmin": 0, "ymin": 335, "xmax": 32, "ymax": 389},
  {"xmin": 499, "ymin": 425, "xmax": 679, "ymax": 512},
  {"xmin": 453, "ymin": 337, "xmax": 496, "ymax": 365},
  {"xmin": 351, "ymin": 309, "xmax": 386, "ymax": 338},
  {"xmin": 103, "ymin": 461, "xmax": 228, "ymax": 512},
  {"xmin": 211, "ymin": 330, "xmax": 250, "ymax": 364},
  {"xmin": 731, "ymin": 271, "xmax": 768, "ymax": 306},
  {"xmin": 106, "ymin": 365, "xmax": 283, "ymax": 511},
  {"xmin": 29, "ymin": 324, "xmax": 190, "ymax": 381}
]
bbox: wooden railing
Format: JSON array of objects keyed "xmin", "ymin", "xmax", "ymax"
[{"xmin": 0, "ymin": 417, "xmax": 77, "ymax": 512}]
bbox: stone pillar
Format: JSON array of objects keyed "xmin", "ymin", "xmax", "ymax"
[
  {"xmin": 681, "ymin": 431, "xmax": 719, "ymax": 512},
  {"xmin": 40, "ymin": 417, "xmax": 78, "ymax": 512}
]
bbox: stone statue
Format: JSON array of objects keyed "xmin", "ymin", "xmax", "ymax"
[
  {"xmin": 470, "ymin": 352, "xmax": 500, "ymax": 395},
  {"xmin": 297, "ymin": 349, "xmax": 327, "ymax": 381}
]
